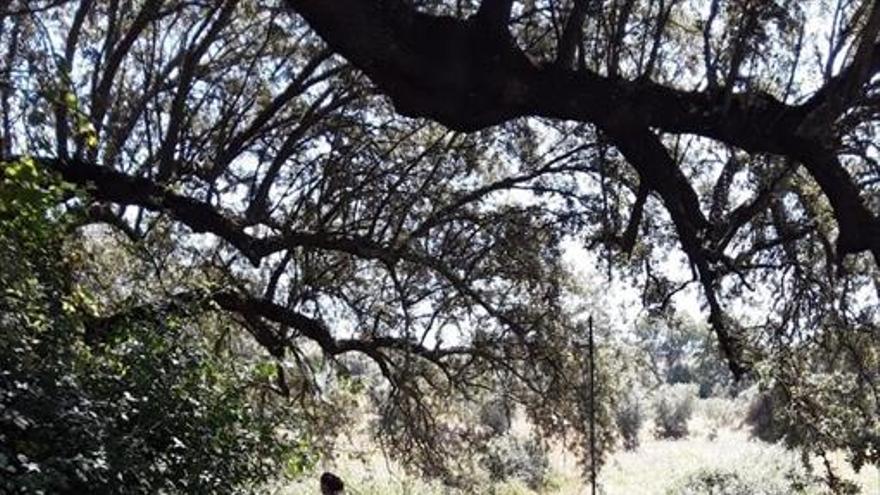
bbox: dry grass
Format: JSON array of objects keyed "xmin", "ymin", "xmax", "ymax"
[{"xmin": 277, "ymin": 400, "xmax": 879, "ymax": 494}]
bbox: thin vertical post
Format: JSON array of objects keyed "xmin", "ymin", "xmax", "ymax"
[{"xmin": 589, "ymin": 315, "xmax": 597, "ymax": 495}]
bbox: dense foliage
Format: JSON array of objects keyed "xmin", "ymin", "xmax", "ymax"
[
  {"xmin": 652, "ymin": 383, "xmax": 698, "ymax": 439},
  {"xmin": 480, "ymin": 435, "xmax": 550, "ymax": 490},
  {"xmin": 0, "ymin": 161, "xmax": 315, "ymax": 493},
  {"xmin": 614, "ymin": 391, "xmax": 644, "ymax": 450},
  {"xmin": 666, "ymin": 468, "xmax": 818, "ymax": 495}
]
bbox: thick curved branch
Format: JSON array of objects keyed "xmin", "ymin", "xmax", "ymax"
[
  {"xmin": 284, "ymin": 0, "xmax": 805, "ymax": 146},
  {"xmin": 156, "ymin": 0, "xmax": 237, "ymax": 181},
  {"xmin": 85, "ymin": 288, "xmax": 471, "ymax": 375},
  {"xmin": 711, "ymin": 162, "xmax": 795, "ymax": 252},
  {"xmin": 794, "ymin": 148, "xmax": 880, "ymax": 264},
  {"xmin": 477, "ymin": 0, "xmax": 514, "ymax": 31},
  {"xmin": 32, "ymin": 157, "xmax": 398, "ymax": 266},
  {"xmin": 606, "ymin": 126, "xmax": 746, "ymax": 378},
  {"xmin": 284, "ymin": 0, "xmax": 880, "ymax": 264},
  {"xmin": 70, "ymin": 203, "xmax": 142, "ymax": 243},
  {"xmin": 28, "ymin": 156, "xmax": 539, "ymax": 369},
  {"xmin": 800, "ymin": 0, "xmax": 880, "ymax": 135},
  {"xmin": 620, "ymin": 180, "xmax": 648, "ymax": 255},
  {"xmin": 90, "ymin": 0, "xmax": 162, "ymax": 136}
]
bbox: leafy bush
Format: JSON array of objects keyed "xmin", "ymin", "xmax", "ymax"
[
  {"xmin": 666, "ymin": 467, "xmax": 815, "ymax": 495},
  {"xmin": 478, "ymin": 397, "xmax": 512, "ymax": 437},
  {"xmin": 615, "ymin": 392, "xmax": 645, "ymax": 450},
  {"xmin": 1, "ymin": 315, "xmax": 315, "ymax": 494},
  {"xmin": 745, "ymin": 388, "xmax": 789, "ymax": 444},
  {"xmin": 667, "ymin": 362, "xmax": 694, "ymax": 385},
  {"xmin": 744, "ymin": 380, "xmax": 874, "ymax": 493},
  {"xmin": 698, "ymin": 397, "xmax": 743, "ymax": 436},
  {"xmin": 667, "ymin": 469, "xmax": 756, "ymax": 495},
  {"xmin": 744, "ymin": 385, "xmax": 817, "ymax": 448},
  {"xmin": 652, "ymin": 383, "xmax": 697, "ymax": 439},
  {"xmin": 0, "ymin": 164, "xmax": 314, "ymax": 494},
  {"xmin": 479, "ymin": 436, "xmax": 549, "ymax": 490}
]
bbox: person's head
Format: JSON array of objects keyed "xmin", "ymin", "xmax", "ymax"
[{"xmin": 320, "ymin": 472, "xmax": 344, "ymax": 494}]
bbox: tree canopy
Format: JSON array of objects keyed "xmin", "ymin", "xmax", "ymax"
[{"xmin": 1, "ymin": 0, "xmax": 878, "ymax": 487}]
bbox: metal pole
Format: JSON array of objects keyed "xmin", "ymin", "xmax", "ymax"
[{"xmin": 589, "ymin": 315, "xmax": 597, "ymax": 495}]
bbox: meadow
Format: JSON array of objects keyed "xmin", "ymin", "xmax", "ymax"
[{"xmin": 279, "ymin": 398, "xmax": 879, "ymax": 494}]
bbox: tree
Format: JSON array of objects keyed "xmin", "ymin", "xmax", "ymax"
[
  {"xmin": 279, "ymin": 0, "xmax": 880, "ymax": 477},
  {"xmin": 632, "ymin": 314, "xmax": 734, "ymax": 397},
  {"xmin": 1, "ymin": 0, "xmax": 877, "ymax": 486},
  {"xmin": 1, "ymin": 0, "xmax": 617, "ymax": 479}
]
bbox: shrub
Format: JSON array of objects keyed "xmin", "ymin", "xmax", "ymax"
[
  {"xmin": 652, "ymin": 383, "xmax": 697, "ymax": 439},
  {"xmin": 667, "ymin": 362, "xmax": 694, "ymax": 385},
  {"xmin": 478, "ymin": 397, "xmax": 512, "ymax": 437},
  {"xmin": 744, "ymin": 387, "xmax": 795, "ymax": 444},
  {"xmin": 615, "ymin": 393, "xmax": 645, "ymax": 450},
  {"xmin": 1, "ymin": 305, "xmax": 315, "ymax": 494},
  {"xmin": 744, "ymin": 377, "xmax": 878, "ymax": 488},
  {"xmin": 479, "ymin": 436, "xmax": 549, "ymax": 490},
  {"xmin": 699, "ymin": 397, "xmax": 740, "ymax": 435},
  {"xmin": 666, "ymin": 467, "xmax": 815, "ymax": 495},
  {"xmin": 667, "ymin": 469, "xmax": 755, "ymax": 495},
  {"xmin": 0, "ymin": 168, "xmax": 314, "ymax": 494}
]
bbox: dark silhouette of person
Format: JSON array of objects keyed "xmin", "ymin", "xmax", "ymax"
[{"xmin": 320, "ymin": 471, "xmax": 344, "ymax": 494}]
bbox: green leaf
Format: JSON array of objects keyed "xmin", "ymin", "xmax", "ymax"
[{"xmin": 63, "ymin": 91, "xmax": 78, "ymax": 109}]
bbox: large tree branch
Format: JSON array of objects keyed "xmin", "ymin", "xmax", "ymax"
[
  {"xmin": 606, "ymin": 125, "xmax": 746, "ymax": 378},
  {"xmin": 156, "ymin": 0, "xmax": 237, "ymax": 181},
  {"xmin": 27, "ymin": 157, "xmax": 539, "ymax": 362},
  {"xmin": 711, "ymin": 162, "xmax": 794, "ymax": 252},
  {"xmin": 799, "ymin": 0, "xmax": 880, "ymax": 135},
  {"xmin": 85, "ymin": 288, "xmax": 470, "ymax": 373},
  {"xmin": 32, "ymin": 157, "xmax": 397, "ymax": 266},
  {"xmin": 620, "ymin": 180, "xmax": 648, "ymax": 255},
  {"xmin": 795, "ymin": 148, "xmax": 880, "ymax": 265},
  {"xmin": 476, "ymin": 0, "xmax": 514, "ymax": 32},
  {"xmin": 284, "ymin": 0, "xmax": 805, "ymax": 146},
  {"xmin": 90, "ymin": 0, "xmax": 161, "ymax": 138},
  {"xmin": 283, "ymin": 0, "xmax": 880, "ymax": 265}
]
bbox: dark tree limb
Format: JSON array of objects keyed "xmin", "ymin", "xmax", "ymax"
[
  {"xmin": 711, "ymin": 162, "xmax": 794, "ymax": 252},
  {"xmin": 604, "ymin": 125, "xmax": 746, "ymax": 378},
  {"xmin": 32, "ymin": 157, "xmax": 398, "ymax": 266},
  {"xmin": 23, "ymin": 157, "xmax": 536, "ymax": 371},
  {"xmin": 84, "ymin": 288, "xmax": 473, "ymax": 377},
  {"xmin": 795, "ymin": 148, "xmax": 880, "ymax": 265},
  {"xmin": 283, "ymin": 0, "xmax": 880, "ymax": 265},
  {"xmin": 90, "ymin": 0, "xmax": 162, "ymax": 138},
  {"xmin": 799, "ymin": 0, "xmax": 880, "ymax": 136},
  {"xmin": 619, "ymin": 180, "xmax": 648, "ymax": 255},
  {"xmin": 54, "ymin": 0, "xmax": 93, "ymax": 160},
  {"xmin": 71, "ymin": 203, "xmax": 142, "ymax": 243},
  {"xmin": 555, "ymin": 0, "xmax": 589, "ymax": 69},
  {"xmin": 156, "ymin": 0, "xmax": 237, "ymax": 181},
  {"xmin": 476, "ymin": 0, "xmax": 514, "ymax": 32}
]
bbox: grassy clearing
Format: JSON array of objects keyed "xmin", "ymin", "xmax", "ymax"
[
  {"xmin": 278, "ymin": 400, "xmax": 879, "ymax": 494},
  {"xmin": 599, "ymin": 429, "xmax": 874, "ymax": 494}
]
